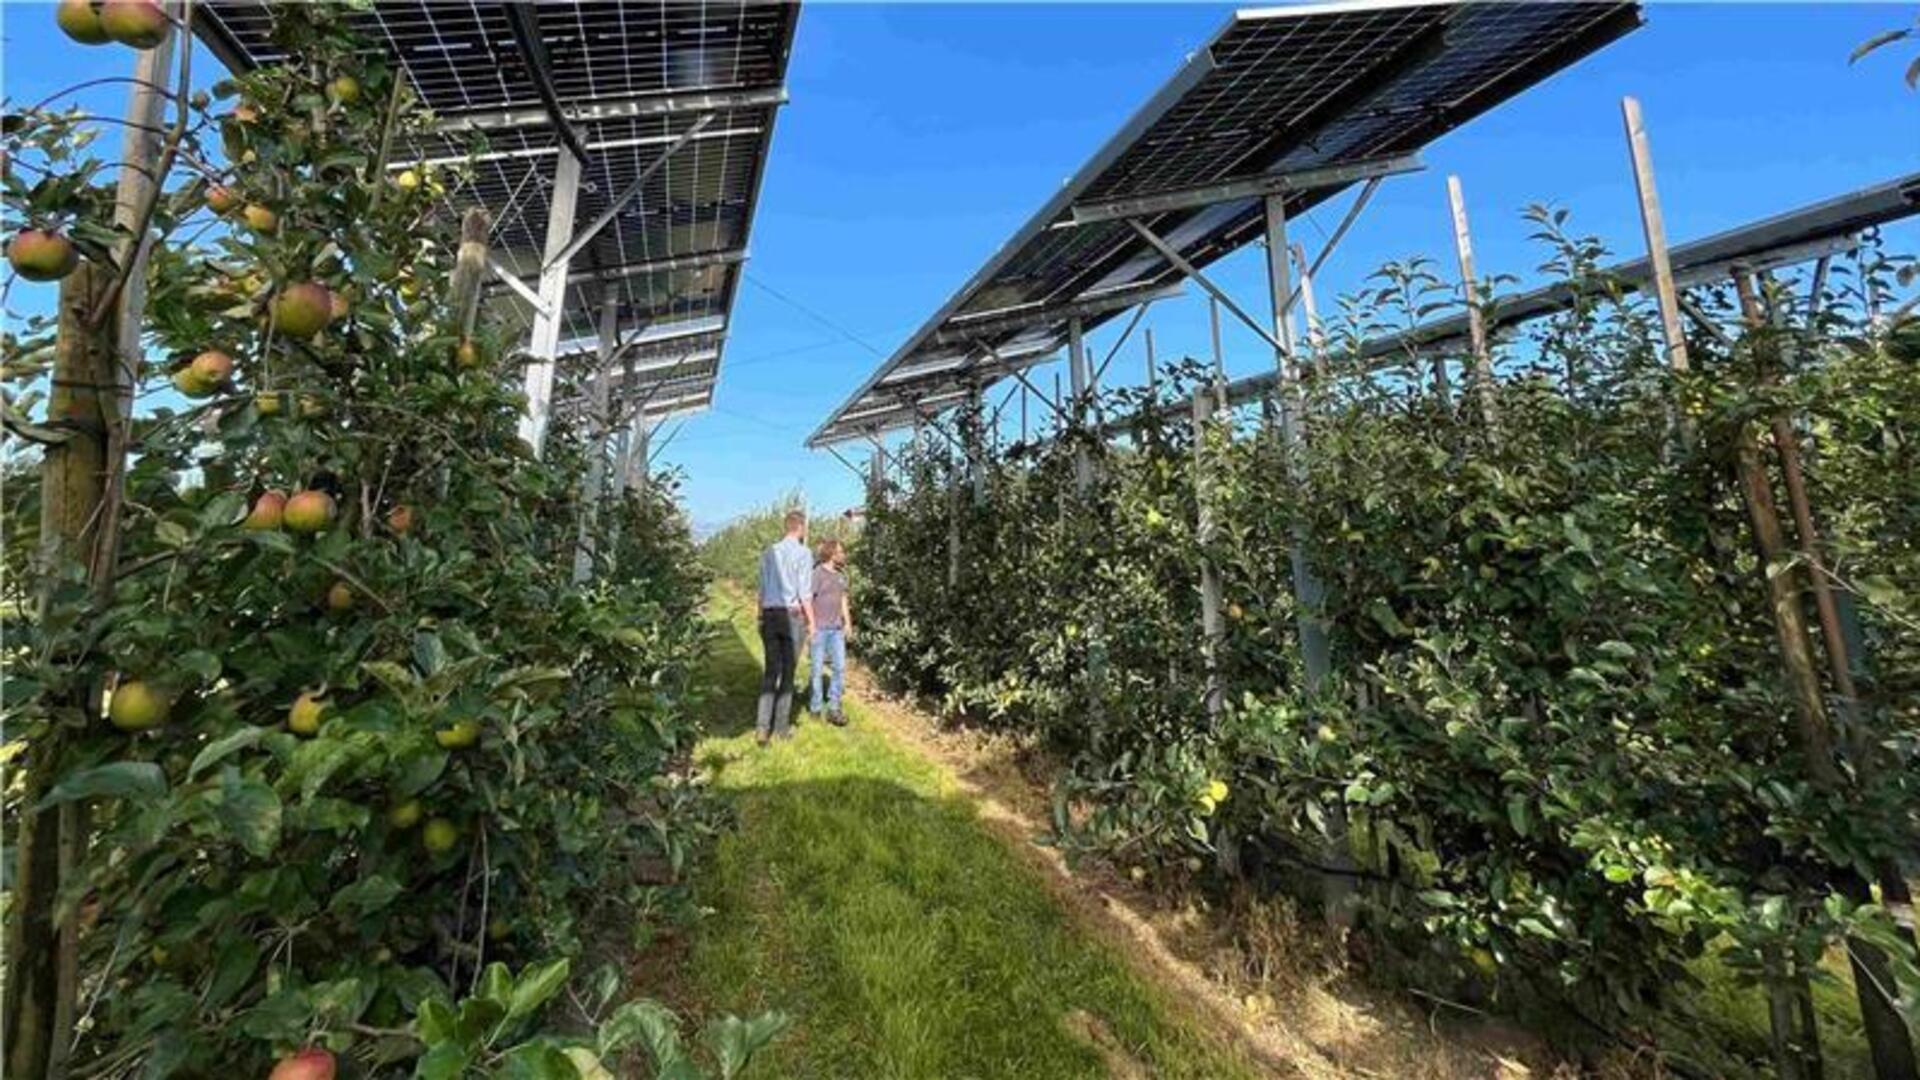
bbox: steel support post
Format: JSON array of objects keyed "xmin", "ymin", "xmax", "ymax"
[
  {"xmin": 1291, "ymin": 243, "xmax": 1327, "ymax": 379},
  {"xmin": 1067, "ymin": 317, "xmax": 1094, "ymax": 492},
  {"xmin": 966, "ymin": 384, "xmax": 987, "ymax": 505},
  {"xmin": 1193, "ymin": 389, "xmax": 1224, "ymax": 722},
  {"xmin": 1264, "ymin": 195, "xmax": 1331, "ymax": 691},
  {"xmin": 517, "ymin": 147, "xmax": 582, "ymax": 455},
  {"xmin": 1207, "ymin": 296, "xmax": 1228, "ymax": 412},
  {"xmin": 572, "ymin": 289, "xmax": 620, "ymax": 583}
]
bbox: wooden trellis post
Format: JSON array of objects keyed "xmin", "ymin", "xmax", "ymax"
[
  {"xmin": 1732, "ymin": 272, "xmax": 1919, "ymax": 1080},
  {"xmin": 1446, "ymin": 175, "xmax": 1499, "ymax": 430}
]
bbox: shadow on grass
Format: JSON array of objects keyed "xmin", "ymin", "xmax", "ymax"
[
  {"xmin": 697, "ymin": 596, "xmax": 765, "ymax": 740},
  {"xmin": 686, "ymin": 769, "xmax": 1246, "ymax": 1080}
]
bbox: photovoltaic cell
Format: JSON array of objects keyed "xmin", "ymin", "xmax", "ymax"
[
  {"xmin": 194, "ymin": 1, "xmax": 797, "ymax": 425},
  {"xmin": 809, "ymin": 0, "xmax": 1640, "ymax": 446}
]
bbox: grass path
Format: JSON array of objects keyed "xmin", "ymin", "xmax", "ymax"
[{"xmin": 676, "ymin": 586, "xmax": 1262, "ymax": 1079}]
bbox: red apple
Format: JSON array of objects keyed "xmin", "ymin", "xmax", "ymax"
[
  {"xmin": 187, "ymin": 350, "xmax": 233, "ymax": 388},
  {"xmin": 243, "ymin": 490, "xmax": 286, "ymax": 531},
  {"xmin": 273, "ymin": 283, "xmax": 334, "ymax": 339},
  {"xmin": 205, "ymin": 184, "xmax": 241, "ymax": 215},
  {"xmin": 269, "ymin": 1047, "xmax": 335, "ymax": 1080},
  {"xmin": 282, "ymin": 490, "xmax": 336, "ymax": 534},
  {"xmin": 99, "ymin": 0, "xmax": 168, "ymax": 49},
  {"xmin": 385, "ymin": 504, "xmax": 414, "ymax": 536},
  {"xmin": 9, "ymin": 229, "xmax": 80, "ymax": 282}
]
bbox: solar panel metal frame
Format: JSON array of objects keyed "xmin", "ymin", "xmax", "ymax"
[
  {"xmin": 808, "ymin": 0, "xmax": 1642, "ymax": 447},
  {"xmin": 193, "ymin": 1, "xmax": 799, "ymax": 426}
]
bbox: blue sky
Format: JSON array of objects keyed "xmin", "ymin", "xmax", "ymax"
[{"xmin": 6, "ymin": 4, "xmax": 1917, "ymax": 529}]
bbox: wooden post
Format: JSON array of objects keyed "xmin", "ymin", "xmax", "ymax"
[
  {"xmin": 1446, "ymin": 175, "xmax": 1499, "ymax": 429},
  {"xmin": 1622, "ymin": 97, "xmax": 1690, "ymax": 373},
  {"xmin": 1735, "ymin": 273, "xmax": 1919, "ymax": 1080},
  {"xmin": 9, "ymin": 263, "xmax": 117, "ymax": 1080},
  {"xmin": 1192, "ymin": 389, "xmax": 1224, "ymax": 722}
]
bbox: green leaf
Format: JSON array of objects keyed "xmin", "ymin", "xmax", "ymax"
[
  {"xmin": 508, "ymin": 958, "xmax": 571, "ymax": 1020},
  {"xmin": 206, "ymin": 937, "xmax": 261, "ymax": 1008},
  {"xmin": 415, "ymin": 997, "xmax": 459, "ymax": 1045},
  {"xmin": 701, "ymin": 1011, "xmax": 791, "ymax": 1080},
  {"xmin": 217, "ymin": 768, "xmax": 282, "ymax": 857},
  {"xmin": 189, "ymin": 726, "xmax": 265, "ymax": 779},
  {"xmin": 40, "ymin": 761, "xmax": 167, "ymax": 808},
  {"xmin": 288, "ymin": 738, "xmax": 355, "ymax": 803},
  {"xmin": 413, "ymin": 631, "xmax": 447, "ymax": 677},
  {"xmin": 332, "ymin": 874, "xmax": 403, "ymax": 916},
  {"xmin": 477, "ymin": 962, "xmax": 514, "ymax": 1011},
  {"xmin": 598, "ymin": 999, "xmax": 682, "ymax": 1062},
  {"xmin": 412, "ymin": 1042, "xmax": 470, "ymax": 1080}
]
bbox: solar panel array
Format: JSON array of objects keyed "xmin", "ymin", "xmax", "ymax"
[
  {"xmin": 809, "ymin": 0, "xmax": 1641, "ymax": 446},
  {"xmin": 195, "ymin": 1, "xmax": 799, "ymax": 426}
]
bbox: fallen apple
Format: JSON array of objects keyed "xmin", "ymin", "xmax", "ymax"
[
  {"xmin": 385, "ymin": 504, "xmax": 414, "ymax": 536},
  {"xmin": 255, "ymin": 391, "xmax": 282, "ymax": 416},
  {"xmin": 395, "ymin": 169, "xmax": 421, "ymax": 192},
  {"xmin": 325, "ymin": 580, "xmax": 354, "ymax": 613},
  {"xmin": 326, "ymin": 75, "xmax": 360, "ymax": 105}
]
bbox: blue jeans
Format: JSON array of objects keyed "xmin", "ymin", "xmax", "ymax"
[{"xmin": 810, "ymin": 627, "xmax": 846, "ymax": 713}]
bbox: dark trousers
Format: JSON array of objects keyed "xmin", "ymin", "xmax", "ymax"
[{"xmin": 756, "ymin": 607, "xmax": 803, "ymax": 738}]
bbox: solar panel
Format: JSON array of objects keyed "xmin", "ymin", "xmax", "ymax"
[
  {"xmin": 194, "ymin": 1, "xmax": 799, "ymax": 428},
  {"xmin": 808, "ymin": 0, "xmax": 1641, "ymax": 446}
]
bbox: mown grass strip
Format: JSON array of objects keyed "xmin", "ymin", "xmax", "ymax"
[{"xmin": 681, "ymin": 586, "xmax": 1260, "ymax": 1079}]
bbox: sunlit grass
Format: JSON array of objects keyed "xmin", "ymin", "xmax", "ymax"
[{"xmin": 679, "ymin": 585, "xmax": 1256, "ymax": 1079}]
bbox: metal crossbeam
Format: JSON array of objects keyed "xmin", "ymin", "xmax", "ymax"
[
  {"xmin": 1066, "ymin": 154, "xmax": 1422, "ymax": 226},
  {"xmin": 488, "ymin": 254, "xmax": 551, "ymax": 317},
  {"xmin": 1125, "ymin": 218, "xmax": 1285, "ymax": 355},
  {"xmin": 502, "ymin": 3, "xmax": 591, "ymax": 166},
  {"xmin": 933, "ymin": 281, "xmax": 1183, "ymax": 345},
  {"xmin": 433, "ymin": 86, "xmax": 788, "ymax": 137},
  {"xmin": 547, "ymin": 115, "xmax": 716, "ymax": 272}
]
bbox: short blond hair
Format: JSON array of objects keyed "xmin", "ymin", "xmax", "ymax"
[{"xmin": 784, "ymin": 509, "xmax": 806, "ymax": 531}]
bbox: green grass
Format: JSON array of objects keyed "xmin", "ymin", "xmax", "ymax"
[{"xmin": 679, "ymin": 586, "xmax": 1256, "ymax": 1079}]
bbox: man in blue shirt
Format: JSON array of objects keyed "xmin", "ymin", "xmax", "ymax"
[{"xmin": 755, "ymin": 509, "xmax": 815, "ymax": 745}]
